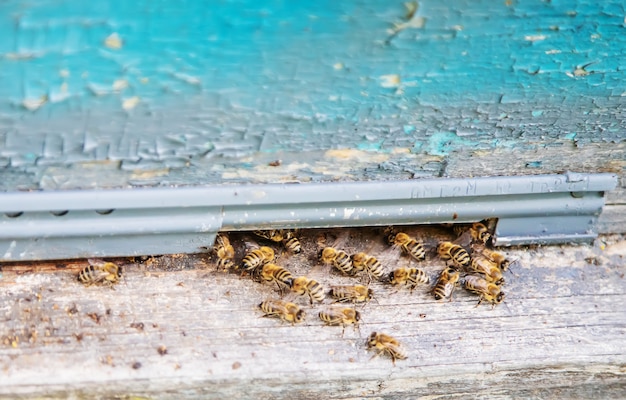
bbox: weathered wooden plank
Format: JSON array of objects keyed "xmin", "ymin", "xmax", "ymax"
[
  {"xmin": 1, "ymin": 228, "xmax": 625, "ymax": 399},
  {"xmin": 599, "ymin": 205, "xmax": 626, "ymax": 234}
]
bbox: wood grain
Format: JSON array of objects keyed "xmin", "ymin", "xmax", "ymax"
[{"xmin": 1, "ymin": 228, "xmax": 625, "ymax": 399}]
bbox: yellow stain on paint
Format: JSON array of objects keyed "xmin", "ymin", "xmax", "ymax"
[
  {"xmin": 104, "ymin": 33, "xmax": 123, "ymax": 49},
  {"xmin": 325, "ymin": 149, "xmax": 389, "ymax": 163}
]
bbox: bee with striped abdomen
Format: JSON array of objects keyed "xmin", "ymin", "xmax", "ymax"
[
  {"xmin": 351, "ymin": 252, "xmax": 386, "ymax": 282},
  {"xmin": 469, "ymin": 222, "xmax": 491, "ymax": 244},
  {"xmin": 437, "ymin": 241, "xmax": 471, "ymax": 269},
  {"xmin": 432, "ymin": 266, "xmax": 460, "ymax": 301},
  {"xmin": 388, "ymin": 267, "xmax": 430, "ymax": 292},
  {"xmin": 463, "ymin": 274, "xmax": 505, "ymax": 307},
  {"xmin": 258, "ymin": 299, "xmax": 305, "ymax": 325},
  {"xmin": 319, "ymin": 247, "xmax": 355, "ymax": 276},
  {"xmin": 254, "ymin": 229, "xmax": 302, "ymax": 253},
  {"xmin": 214, "ymin": 233, "xmax": 235, "ymax": 271},
  {"xmin": 328, "ymin": 284, "xmax": 373, "ymax": 303},
  {"xmin": 467, "ymin": 255, "xmax": 504, "ymax": 285},
  {"xmin": 78, "ymin": 259, "xmax": 122, "ymax": 286},
  {"xmin": 240, "ymin": 246, "xmax": 275, "ymax": 273},
  {"xmin": 258, "ymin": 263, "xmax": 294, "ymax": 293},
  {"xmin": 291, "ymin": 276, "xmax": 325, "ymax": 304},
  {"xmin": 473, "ymin": 245, "xmax": 512, "ymax": 271},
  {"xmin": 367, "ymin": 332, "xmax": 407, "ymax": 365},
  {"xmin": 388, "ymin": 232, "xmax": 426, "ymax": 261},
  {"xmin": 319, "ymin": 307, "xmax": 361, "ymax": 336}
]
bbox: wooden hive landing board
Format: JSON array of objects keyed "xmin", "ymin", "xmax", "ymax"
[{"xmin": 0, "ymin": 227, "xmax": 625, "ymax": 399}]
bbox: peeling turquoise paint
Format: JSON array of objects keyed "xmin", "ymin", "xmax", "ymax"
[
  {"xmin": 0, "ymin": 0, "xmax": 624, "ymax": 189},
  {"xmin": 426, "ymin": 132, "xmax": 475, "ymax": 156}
]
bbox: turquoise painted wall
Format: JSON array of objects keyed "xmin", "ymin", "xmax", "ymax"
[{"xmin": 0, "ymin": 0, "xmax": 624, "ymax": 189}]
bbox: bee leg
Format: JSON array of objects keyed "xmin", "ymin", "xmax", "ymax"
[
  {"xmin": 369, "ymin": 349, "xmax": 385, "ymax": 362},
  {"xmin": 340, "ymin": 324, "xmax": 346, "ymax": 338}
]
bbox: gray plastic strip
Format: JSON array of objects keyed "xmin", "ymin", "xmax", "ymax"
[{"xmin": 0, "ymin": 173, "xmax": 617, "ymax": 261}]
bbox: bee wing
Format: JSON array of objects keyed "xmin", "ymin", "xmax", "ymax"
[
  {"xmin": 88, "ymin": 269, "xmax": 113, "ymax": 284},
  {"xmin": 385, "ymin": 342, "xmax": 407, "ymax": 359},
  {"xmin": 253, "ymin": 230, "xmax": 273, "ymax": 240},
  {"xmin": 87, "ymin": 258, "xmax": 106, "ymax": 267},
  {"xmin": 453, "ymin": 230, "xmax": 473, "ymax": 247},
  {"xmin": 322, "ymin": 312, "xmax": 344, "ymax": 325}
]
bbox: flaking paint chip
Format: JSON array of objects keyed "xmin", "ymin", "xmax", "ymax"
[
  {"xmin": 22, "ymin": 95, "xmax": 48, "ymax": 111},
  {"xmin": 112, "ymin": 80, "xmax": 129, "ymax": 91},
  {"xmin": 105, "ymin": 33, "xmax": 123, "ymax": 49},
  {"xmin": 122, "ymin": 96, "xmax": 140, "ymax": 110},
  {"xmin": 524, "ymin": 34, "xmax": 547, "ymax": 42},
  {"xmin": 379, "ymin": 74, "xmax": 401, "ymax": 88}
]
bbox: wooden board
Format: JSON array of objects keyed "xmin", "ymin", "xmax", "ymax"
[{"xmin": 1, "ymin": 227, "xmax": 625, "ymax": 399}]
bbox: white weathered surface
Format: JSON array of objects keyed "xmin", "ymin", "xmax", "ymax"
[{"xmin": 0, "ymin": 228, "xmax": 625, "ymax": 399}]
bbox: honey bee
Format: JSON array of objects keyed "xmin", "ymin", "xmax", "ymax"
[
  {"xmin": 319, "ymin": 307, "xmax": 361, "ymax": 336},
  {"xmin": 241, "ymin": 246, "xmax": 275, "ymax": 272},
  {"xmin": 328, "ymin": 285, "xmax": 373, "ymax": 303},
  {"xmin": 254, "ymin": 229, "xmax": 302, "ymax": 253},
  {"xmin": 291, "ymin": 276, "xmax": 325, "ymax": 304},
  {"xmin": 351, "ymin": 252, "xmax": 386, "ymax": 282},
  {"xmin": 281, "ymin": 230, "xmax": 302, "ymax": 254},
  {"xmin": 258, "ymin": 263, "xmax": 294, "ymax": 293},
  {"xmin": 437, "ymin": 241, "xmax": 471, "ymax": 269},
  {"xmin": 367, "ymin": 332, "xmax": 407, "ymax": 365},
  {"xmin": 214, "ymin": 233, "xmax": 235, "ymax": 271},
  {"xmin": 432, "ymin": 266, "xmax": 460, "ymax": 301},
  {"xmin": 78, "ymin": 259, "xmax": 122, "ymax": 286},
  {"xmin": 473, "ymin": 245, "xmax": 511, "ymax": 271},
  {"xmin": 258, "ymin": 299, "xmax": 305, "ymax": 324},
  {"xmin": 469, "ymin": 222, "xmax": 491, "ymax": 244},
  {"xmin": 463, "ymin": 274, "xmax": 505, "ymax": 307},
  {"xmin": 467, "ymin": 255, "xmax": 504, "ymax": 285},
  {"xmin": 254, "ymin": 229, "xmax": 284, "ymax": 242},
  {"xmin": 389, "ymin": 232, "xmax": 426, "ymax": 261},
  {"xmin": 319, "ymin": 247, "xmax": 355, "ymax": 275},
  {"xmin": 388, "ymin": 267, "xmax": 430, "ymax": 291}
]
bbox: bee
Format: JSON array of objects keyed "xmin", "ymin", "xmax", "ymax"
[
  {"xmin": 258, "ymin": 299, "xmax": 305, "ymax": 325},
  {"xmin": 241, "ymin": 246, "xmax": 275, "ymax": 272},
  {"xmin": 328, "ymin": 285, "xmax": 373, "ymax": 303},
  {"xmin": 254, "ymin": 229, "xmax": 301, "ymax": 253},
  {"xmin": 463, "ymin": 274, "xmax": 505, "ymax": 307},
  {"xmin": 437, "ymin": 241, "xmax": 471, "ymax": 269},
  {"xmin": 351, "ymin": 252, "xmax": 386, "ymax": 282},
  {"xmin": 319, "ymin": 247, "xmax": 355, "ymax": 276},
  {"xmin": 469, "ymin": 222, "xmax": 491, "ymax": 244},
  {"xmin": 78, "ymin": 259, "xmax": 122, "ymax": 286},
  {"xmin": 473, "ymin": 245, "xmax": 512, "ymax": 271},
  {"xmin": 432, "ymin": 266, "xmax": 460, "ymax": 301},
  {"xmin": 389, "ymin": 232, "xmax": 426, "ymax": 261},
  {"xmin": 388, "ymin": 267, "xmax": 430, "ymax": 291},
  {"xmin": 254, "ymin": 229, "xmax": 284, "ymax": 242},
  {"xmin": 258, "ymin": 263, "xmax": 294, "ymax": 293},
  {"xmin": 214, "ymin": 233, "xmax": 235, "ymax": 271},
  {"xmin": 291, "ymin": 276, "xmax": 325, "ymax": 304},
  {"xmin": 367, "ymin": 332, "xmax": 407, "ymax": 365},
  {"xmin": 467, "ymin": 255, "xmax": 504, "ymax": 285},
  {"xmin": 281, "ymin": 230, "xmax": 302, "ymax": 254},
  {"xmin": 319, "ymin": 307, "xmax": 361, "ymax": 336}
]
